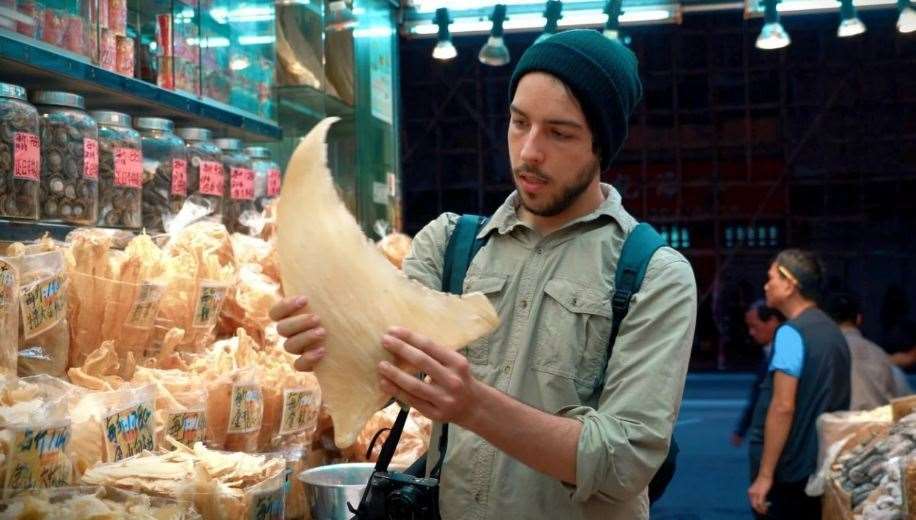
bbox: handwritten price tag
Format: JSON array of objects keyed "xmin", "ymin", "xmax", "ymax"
[
  {"xmin": 4, "ymin": 425, "xmax": 72, "ymax": 497},
  {"xmin": 171, "ymin": 158, "xmax": 187, "ymax": 196},
  {"xmin": 103, "ymin": 401, "xmax": 155, "ymax": 462},
  {"xmin": 267, "ymin": 169, "xmax": 281, "ymax": 197},
  {"xmin": 230, "ymin": 167, "xmax": 255, "ymax": 200},
  {"xmin": 165, "ymin": 411, "xmax": 206, "ymax": 446},
  {"xmin": 19, "ymin": 273, "xmax": 65, "ymax": 340},
  {"xmin": 192, "ymin": 282, "xmax": 228, "ymax": 328},
  {"xmin": 198, "ymin": 160, "xmax": 224, "ymax": 196},
  {"xmin": 279, "ymin": 389, "xmax": 317, "ymax": 435},
  {"xmin": 250, "ymin": 484, "xmax": 285, "ymax": 520},
  {"xmin": 228, "ymin": 384, "xmax": 263, "ymax": 434},
  {"xmin": 13, "ymin": 132, "xmax": 40, "ymax": 181},
  {"xmin": 0, "ymin": 260, "xmax": 17, "ymax": 309},
  {"xmin": 114, "ymin": 147, "xmax": 143, "ymax": 188},
  {"xmin": 125, "ymin": 282, "xmax": 166, "ymax": 329},
  {"xmin": 84, "ymin": 138, "xmax": 99, "ymax": 180}
]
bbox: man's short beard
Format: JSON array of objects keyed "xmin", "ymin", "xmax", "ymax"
[{"xmin": 514, "ymin": 159, "xmax": 600, "ymax": 217}]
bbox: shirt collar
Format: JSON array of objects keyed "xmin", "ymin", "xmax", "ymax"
[{"xmin": 477, "ymin": 183, "xmax": 627, "ymax": 239}]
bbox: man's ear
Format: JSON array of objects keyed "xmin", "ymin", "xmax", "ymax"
[{"xmin": 856, "ymin": 314, "xmax": 864, "ymax": 328}]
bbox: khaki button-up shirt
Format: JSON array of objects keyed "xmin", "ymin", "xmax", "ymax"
[{"xmin": 402, "ymin": 184, "xmax": 697, "ymax": 520}]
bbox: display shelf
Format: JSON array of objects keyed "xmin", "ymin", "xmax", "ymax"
[{"xmin": 0, "ymin": 29, "xmax": 281, "ymax": 141}]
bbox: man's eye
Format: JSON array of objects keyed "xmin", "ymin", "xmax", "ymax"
[
  {"xmin": 511, "ymin": 119, "xmax": 528, "ymax": 129},
  {"xmin": 552, "ymin": 130, "xmax": 570, "ymax": 139}
]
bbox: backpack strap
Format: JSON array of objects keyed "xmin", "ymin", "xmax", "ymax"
[
  {"xmin": 609, "ymin": 223, "xmax": 666, "ymax": 352},
  {"xmin": 441, "ymin": 214, "xmax": 489, "ymax": 295}
]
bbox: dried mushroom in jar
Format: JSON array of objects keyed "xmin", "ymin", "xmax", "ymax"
[
  {"xmin": 92, "ymin": 111, "xmax": 142, "ymax": 229},
  {"xmin": 0, "ymin": 83, "xmax": 41, "ymax": 220},
  {"xmin": 137, "ymin": 117, "xmax": 187, "ymax": 233}
]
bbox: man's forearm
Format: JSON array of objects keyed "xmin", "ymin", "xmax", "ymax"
[
  {"xmin": 758, "ymin": 404, "xmax": 794, "ymax": 478},
  {"xmin": 461, "ymin": 381, "xmax": 581, "ymax": 484}
]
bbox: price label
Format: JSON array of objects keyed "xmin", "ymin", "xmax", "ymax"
[
  {"xmin": 102, "ymin": 401, "xmax": 155, "ymax": 462},
  {"xmin": 250, "ymin": 484, "xmax": 285, "ymax": 520},
  {"xmin": 83, "ymin": 138, "xmax": 99, "ymax": 180},
  {"xmin": 227, "ymin": 384, "xmax": 263, "ymax": 434},
  {"xmin": 19, "ymin": 273, "xmax": 65, "ymax": 340},
  {"xmin": 171, "ymin": 158, "xmax": 187, "ymax": 196},
  {"xmin": 4, "ymin": 424, "xmax": 72, "ymax": 497},
  {"xmin": 198, "ymin": 160, "xmax": 224, "ymax": 196},
  {"xmin": 0, "ymin": 260, "xmax": 17, "ymax": 309},
  {"xmin": 267, "ymin": 169, "xmax": 281, "ymax": 197},
  {"xmin": 165, "ymin": 410, "xmax": 206, "ymax": 446},
  {"xmin": 13, "ymin": 132, "xmax": 40, "ymax": 181},
  {"xmin": 114, "ymin": 147, "xmax": 143, "ymax": 188},
  {"xmin": 278, "ymin": 389, "xmax": 317, "ymax": 435},
  {"xmin": 230, "ymin": 167, "xmax": 255, "ymax": 200},
  {"xmin": 125, "ymin": 282, "xmax": 166, "ymax": 329},
  {"xmin": 192, "ymin": 282, "xmax": 228, "ymax": 328}
]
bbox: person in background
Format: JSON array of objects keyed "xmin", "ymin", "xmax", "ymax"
[
  {"xmin": 826, "ymin": 291, "xmax": 911, "ymax": 409},
  {"xmin": 882, "ymin": 287, "xmax": 916, "ymax": 369},
  {"xmin": 731, "ymin": 300, "xmax": 785, "ymax": 447},
  {"xmin": 747, "ymin": 249, "xmax": 851, "ymax": 519}
]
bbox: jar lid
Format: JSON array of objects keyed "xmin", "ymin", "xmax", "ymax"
[
  {"xmin": 177, "ymin": 127, "xmax": 213, "ymax": 142},
  {"xmin": 0, "ymin": 82, "xmax": 28, "ymax": 101},
  {"xmin": 32, "ymin": 90, "xmax": 86, "ymax": 109},
  {"xmin": 135, "ymin": 117, "xmax": 174, "ymax": 132},
  {"xmin": 214, "ymin": 138, "xmax": 243, "ymax": 152},
  {"xmin": 89, "ymin": 110, "xmax": 132, "ymax": 128},
  {"xmin": 244, "ymin": 146, "xmax": 271, "ymax": 159}
]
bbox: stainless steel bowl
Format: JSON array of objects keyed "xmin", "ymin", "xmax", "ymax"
[{"xmin": 299, "ymin": 463, "xmax": 377, "ymax": 520}]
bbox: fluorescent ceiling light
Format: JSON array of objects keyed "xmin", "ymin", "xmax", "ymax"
[
  {"xmin": 408, "ymin": 7, "xmax": 676, "ymax": 35},
  {"xmin": 354, "ymin": 27, "xmax": 395, "ymax": 38},
  {"xmin": 773, "ymin": 0, "xmax": 895, "ymax": 12},
  {"xmin": 209, "ymin": 6, "xmax": 274, "ymax": 23},
  {"xmin": 187, "ymin": 37, "xmax": 230, "ymax": 48},
  {"xmin": 238, "ymin": 35, "xmax": 276, "ymax": 45}
]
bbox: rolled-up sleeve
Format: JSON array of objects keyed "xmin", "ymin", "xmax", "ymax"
[
  {"xmin": 558, "ymin": 250, "xmax": 697, "ymax": 503},
  {"xmin": 401, "ymin": 212, "xmax": 458, "ymax": 290}
]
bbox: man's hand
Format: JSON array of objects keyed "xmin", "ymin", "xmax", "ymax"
[
  {"xmin": 377, "ymin": 326, "xmax": 481, "ymax": 427},
  {"xmin": 269, "ymin": 296, "xmax": 327, "ymax": 371},
  {"xmin": 748, "ymin": 474, "xmax": 773, "ymax": 515}
]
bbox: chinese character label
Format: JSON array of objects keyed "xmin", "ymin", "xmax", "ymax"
[
  {"xmin": 19, "ymin": 273, "xmax": 65, "ymax": 340},
  {"xmin": 4, "ymin": 425, "xmax": 72, "ymax": 497},
  {"xmin": 0, "ymin": 260, "xmax": 17, "ymax": 309},
  {"xmin": 165, "ymin": 411, "xmax": 206, "ymax": 446},
  {"xmin": 230, "ymin": 167, "xmax": 255, "ymax": 200},
  {"xmin": 192, "ymin": 282, "xmax": 228, "ymax": 328},
  {"xmin": 279, "ymin": 389, "xmax": 316, "ymax": 435},
  {"xmin": 228, "ymin": 384, "xmax": 263, "ymax": 434},
  {"xmin": 267, "ymin": 169, "xmax": 281, "ymax": 197},
  {"xmin": 114, "ymin": 147, "xmax": 143, "ymax": 188},
  {"xmin": 125, "ymin": 282, "xmax": 165, "ymax": 329},
  {"xmin": 13, "ymin": 132, "xmax": 40, "ymax": 181},
  {"xmin": 103, "ymin": 401, "xmax": 155, "ymax": 462},
  {"xmin": 250, "ymin": 485, "xmax": 285, "ymax": 520},
  {"xmin": 84, "ymin": 138, "xmax": 99, "ymax": 180},
  {"xmin": 171, "ymin": 158, "xmax": 188, "ymax": 196},
  {"xmin": 199, "ymin": 160, "xmax": 224, "ymax": 196}
]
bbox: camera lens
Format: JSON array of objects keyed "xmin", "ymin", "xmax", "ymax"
[{"xmin": 387, "ymin": 487, "xmax": 421, "ymax": 520}]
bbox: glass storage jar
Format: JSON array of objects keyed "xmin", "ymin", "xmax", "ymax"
[
  {"xmin": 214, "ymin": 138, "xmax": 255, "ymax": 234},
  {"xmin": 0, "ymin": 82, "xmax": 40, "ymax": 220},
  {"xmin": 244, "ymin": 145, "xmax": 281, "ymax": 212},
  {"xmin": 177, "ymin": 127, "xmax": 223, "ymax": 216},
  {"xmin": 33, "ymin": 91, "xmax": 99, "ymax": 224},
  {"xmin": 136, "ymin": 117, "xmax": 187, "ymax": 233},
  {"xmin": 90, "ymin": 110, "xmax": 142, "ymax": 229}
]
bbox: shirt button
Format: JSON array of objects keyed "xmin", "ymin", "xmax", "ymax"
[
  {"xmin": 536, "ymin": 248, "xmax": 543, "ymax": 255},
  {"xmin": 520, "ymin": 300, "xmax": 527, "ymax": 309}
]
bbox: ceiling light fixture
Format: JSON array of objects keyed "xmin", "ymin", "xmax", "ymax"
[
  {"xmin": 756, "ymin": 0, "xmax": 791, "ymax": 49},
  {"xmin": 432, "ymin": 8, "xmax": 457, "ymax": 60},
  {"xmin": 479, "ymin": 4, "xmax": 511, "ymax": 66},
  {"xmin": 535, "ymin": 1, "xmax": 564, "ymax": 43}
]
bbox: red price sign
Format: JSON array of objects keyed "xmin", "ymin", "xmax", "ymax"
[
  {"xmin": 198, "ymin": 160, "xmax": 223, "ymax": 196},
  {"xmin": 83, "ymin": 138, "xmax": 99, "ymax": 180},
  {"xmin": 230, "ymin": 167, "xmax": 254, "ymax": 200},
  {"xmin": 171, "ymin": 158, "xmax": 187, "ymax": 196},
  {"xmin": 13, "ymin": 133, "xmax": 40, "ymax": 181},
  {"xmin": 267, "ymin": 169, "xmax": 281, "ymax": 197},
  {"xmin": 114, "ymin": 148, "xmax": 142, "ymax": 188}
]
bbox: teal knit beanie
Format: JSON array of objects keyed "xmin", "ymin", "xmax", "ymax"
[{"xmin": 509, "ymin": 30, "xmax": 643, "ymax": 172}]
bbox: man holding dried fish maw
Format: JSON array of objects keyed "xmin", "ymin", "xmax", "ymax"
[{"xmin": 272, "ymin": 31, "xmax": 697, "ymax": 519}]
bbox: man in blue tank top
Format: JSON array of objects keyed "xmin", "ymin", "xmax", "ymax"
[{"xmin": 747, "ymin": 249, "xmax": 851, "ymax": 518}]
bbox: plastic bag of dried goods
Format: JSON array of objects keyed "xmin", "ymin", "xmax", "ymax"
[
  {"xmin": 1, "ymin": 250, "xmax": 70, "ymax": 377},
  {"xmin": 205, "ymin": 367, "xmax": 262, "ymax": 453},
  {"xmin": 0, "ymin": 485, "xmax": 201, "ymax": 519},
  {"xmin": 257, "ymin": 364, "xmax": 320, "ymax": 453},
  {"xmin": 0, "ymin": 258, "xmax": 19, "ymax": 376}
]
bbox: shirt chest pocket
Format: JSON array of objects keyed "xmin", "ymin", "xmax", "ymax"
[
  {"xmin": 533, "ymin": 279, "xmax": 613, "ymax": 391},
  {"xmin": 462, "ymin": 274, "xmax": 509, "ymax": 365}
]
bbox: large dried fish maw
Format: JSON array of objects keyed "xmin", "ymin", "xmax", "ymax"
[
  {"xmin": 277, "ymin": 118, "xmax": 499, "ymax": 448},
  {"xmin": 218, "ymin": 265, "xmax": 281, "ymax": 344}
]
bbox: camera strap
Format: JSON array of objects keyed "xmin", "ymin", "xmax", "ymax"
[{"xmin": 374, "ymin": 405, "xmax": 411, "ymax": 472}]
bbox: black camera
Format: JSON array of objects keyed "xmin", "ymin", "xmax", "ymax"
[{"xmin": 350, "ymin": 470, "xmax": 440, "ymax": 520}]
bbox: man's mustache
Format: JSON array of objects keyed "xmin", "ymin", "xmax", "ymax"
[{"xmin": 513, "ymin": 165, "xmax": 549, "ymax": 182}]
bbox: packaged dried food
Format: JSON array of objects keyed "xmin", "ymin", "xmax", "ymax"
[
  {"xmin": 0, "ymin": 82, "xmax": 41, "ymax": 220},
  {"xmin": 137, "ymin": 117, "xmax": 187, "ymax": 233},
  {"xmin": 0, "ymin": 485, "xmax": 201, "ymax": 519},
  {"xmin": 91, "ymin": 111, "xmax": 142, "ymax": 229},
  {"xmin": 32, "ymin": 91, "xmax": 99, "ymax": 225},
  {"xmin": 214, "ymin": 138, "xmax": 256, "ymax": 234},
  {"xmin": 177, "ymin": 128, "xmax": 223, "ymax": 217},
  {"xmin": 205, "ymin": 366, "xmax": 262, "ymax": 453}
]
